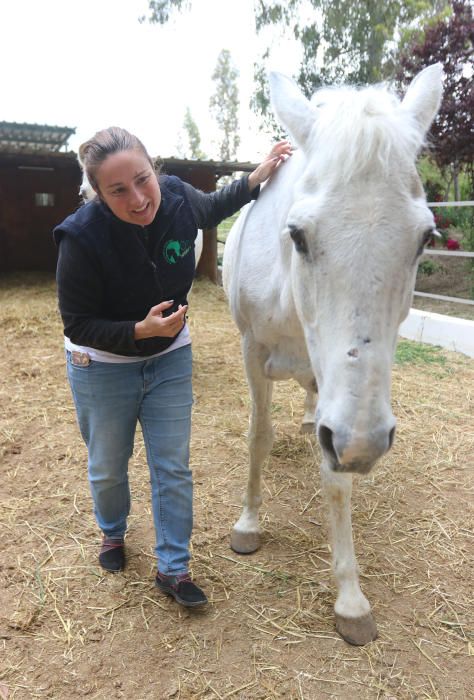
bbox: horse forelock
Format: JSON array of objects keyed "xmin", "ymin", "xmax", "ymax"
[{"xmin": 306, "ymin": 84, "xmax": 423, "ymax": 185}]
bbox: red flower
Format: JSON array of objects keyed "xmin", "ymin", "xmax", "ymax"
[{"xmin": 445, "ymin": 239, "xmax": 460, "ymax": 250}]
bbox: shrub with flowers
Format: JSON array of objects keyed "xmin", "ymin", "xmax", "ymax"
[
  {"xmin": 429, "ymin": 207, "xmax": 463, "ymax": 251},
  {"xmin": 446, "ymin": 238, "xmax": 460, "ymax": 250},
  {"xmin": 433, "ymin": 211, "xmax": 453, "ymax": 231}
]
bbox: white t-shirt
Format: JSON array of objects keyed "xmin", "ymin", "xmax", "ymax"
[{"xmin": 64, "ymin": 323, "xmax": 191, "ymax": 363}]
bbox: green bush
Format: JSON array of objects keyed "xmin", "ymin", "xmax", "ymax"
[
  {"xmin": 456, "ymin": 208, "xmax": 474, "ymax": 253},
  {"xmin": 218, "ymin": 212, "xmax": 239, "ymax": 243},
  {"xmin": 418, "ymin": 259, "xmax": 441, "ymax": 275},
  {"xmin": 436, "ymin": 206, "xmax": 474, "ymax": 234}
]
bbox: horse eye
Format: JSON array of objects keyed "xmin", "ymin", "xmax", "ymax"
[
  {"xmin": 423, "ymin": 227, "xmax": 435, "ymax": 244},
  {"xmin": 417, "ymin": 227, "xmax": 434, "ymax": 256},
  {"xmin": 288, "ymin": 225, "xmax": 308, "ymax": 255}
]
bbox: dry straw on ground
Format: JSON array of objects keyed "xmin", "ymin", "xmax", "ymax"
[{"xmin": 1, "ymin": 274, "xmax": 473, "ymax": 699}]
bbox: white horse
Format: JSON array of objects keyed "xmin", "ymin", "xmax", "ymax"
[{"xmin": 223, "ymin": 65, "xmax": 443, "ymax": 646}]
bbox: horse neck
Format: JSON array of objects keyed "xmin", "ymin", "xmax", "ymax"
[{"xmin": 261, "ymin": 150, "xmax": 308, "ymax": 263}]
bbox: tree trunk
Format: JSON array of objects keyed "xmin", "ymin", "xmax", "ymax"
[{"xmin": 453, "ymin": 162, "xmax": 460, "ymax": 201}]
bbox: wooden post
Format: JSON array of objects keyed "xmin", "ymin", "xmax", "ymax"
[
  {"xmin": 196, "ymin": 227, "xmax": 218, "ymax": 283},
  {"xmin": 192, "ymin": 167, "xmax": 219, "ymax": 284}
]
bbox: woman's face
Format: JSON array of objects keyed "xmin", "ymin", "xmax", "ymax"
[{"xmin": 95, "ymin": 148, "xmax": 161, "ymax": 226}]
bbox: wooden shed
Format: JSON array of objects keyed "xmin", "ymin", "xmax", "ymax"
[
  {"xmin": 0, "ymin": 122, "xmax": 81, "ymax": 273},
  {"xmin": 0, "ymin": 121, "xmax": 256, "ymax": 281}
]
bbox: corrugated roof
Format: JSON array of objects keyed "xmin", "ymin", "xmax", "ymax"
[{"xmin": 0, "ymin": 121, "xmax": 75, "ymax": 153}]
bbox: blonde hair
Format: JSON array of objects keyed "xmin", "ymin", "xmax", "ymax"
[{"xmin": 78, "ymin": 126, "xmax": 156, "ymax": 201}]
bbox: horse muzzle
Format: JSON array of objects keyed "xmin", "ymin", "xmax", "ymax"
[{"xmin": 317, "ymin": 420, "xmax": 396, "ymax": 474}]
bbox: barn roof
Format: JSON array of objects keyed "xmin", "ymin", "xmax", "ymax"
[
  {"xmin": 158, "ymin": 156, "xmax": 258, "ymax": 177},
  {"xmin": 0, "ymin": 121, "xmax": 75, "ymax": 154}
]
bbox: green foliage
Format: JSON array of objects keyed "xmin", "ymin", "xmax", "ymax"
[
  {"xmin": 397, "ymin": 1, "xmax": 474, "ymax": 194},
  {"xmin": 253, "ymin": 0, "xmax": 449, "ymax": 120},
  {"xmin": 437, "ymin": 205, "xmax": 474, "ymax": 234},
  {"xmin": 418, "ymin": 157, "xmax": 448, "ymax": 200},
  {"xmin": 418, "ymin": 157, "xmax": 473, "ymax": 202},
  {"xmin": 460, "ymin": 173, "xmax": 473, "ymax": 201},
  {"xmin": 178, "ymin": 107, "xmax": 206, "ymax": 160},
  {"xmin": 395, "ymin": 339, "xmax": 447, "ymax": 365},
  {"xmin": 217, "ymin": 211, "xmax": 240, "ymax": 266},
  {"xmin": 250, "ymin": 57, "xmax": 286, "ymax": 136},
  {"xmin": 217, "ymin": 211, "xmax": 239, "ymax": 243},
  {"xmin": 140, "ymin": 0, "xmax": 190, "ymax": 24},
  {"xmin": 209, "ymin": 50, "xmax": 240, "ymax": 161},
  {"xmin": 455, "ymin": 208, "xmax": 474, "ymax": 253},
  {"xmin": 418, "ymin": 259, "xmax": 441, "ymax": 275}
]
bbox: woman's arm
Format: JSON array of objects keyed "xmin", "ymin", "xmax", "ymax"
[
  {"xmin": 183, "ymin": 175, "xmax": 257, "ymax": 230},
  {"xmin": 184, "ymin": 140, "xmax": 292, "ymax": 230},
  {"xmin": 247, "ymin": 140, "xmax": 292, "ymax": 191}
]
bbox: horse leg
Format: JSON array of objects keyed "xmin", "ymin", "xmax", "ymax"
[
  {"xmin": 320, "ymin": 458, "xmax": 378, "ymax": 645},
  {"xmin": 231, "ymin": 336, "xmax": 273, "ymax": 554},
  {"xmin": 300, "ymin": 386, "xmax": 317, "ymax": 434}
]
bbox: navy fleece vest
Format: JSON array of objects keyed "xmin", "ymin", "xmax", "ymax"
[{"xmin": 54, "ymin": 175, "xmax": 198, "ymax": 356}]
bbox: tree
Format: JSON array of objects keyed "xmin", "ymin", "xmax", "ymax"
[
  {"xmin": 252, "ymin": 0, "xmax": 450, "ymax": 120},
  {"xmin": 209, "ymin": 49, "xmax": 240, "ymax": 161},
  {"xmin": 178, "ymin": 107, "xmax": 206, "ymax": 160},
  {"xmin": 139, "ymin": 0, "xmax": 190, "ymax": 24},
  {"xmin": 397, "ymin": 0, "xmax": 474, "ymax": 197},
  {"xmin": 142, "ymin": 1, "xmax": 449, "ymax": 124},
  {"xmin": 269, "ymin": 1, "xmax": 449, "ymax": 83}
]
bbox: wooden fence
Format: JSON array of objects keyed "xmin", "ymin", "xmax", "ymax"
[{"xmin": 415, "ymin": 201, "xmax": 474, "ymax": 307}]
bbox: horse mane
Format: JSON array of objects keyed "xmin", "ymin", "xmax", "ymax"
[{"xmin": 308, "ymin": 83, "xmax": 423, "ymax": 184}]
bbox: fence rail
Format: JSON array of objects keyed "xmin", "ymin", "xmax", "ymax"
[
  {"xmin": 428, "ymin": 200, "xmax": 474, "ymax": 207},
  {"xmin": 422, "ymin": 249, "xmax": 474, "ymax": 258},
  {"xmin": 415, "ymin": 200, "xmax": 473, "ymax": 307},
  {"xmin": 427, "ymin": 200, "xmax": 474, "ymax": 207},
  {"xmin": 413, "ymin": 291, "xmax": 474, "ymax": 306}
]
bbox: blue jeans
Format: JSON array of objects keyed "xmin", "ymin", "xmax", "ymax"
[{"xmin": 66, "ymin": 344, "xmax": 193, "ymax": 576}]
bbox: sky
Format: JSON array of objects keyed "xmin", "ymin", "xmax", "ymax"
[{"xmin": 0, "ymin": 0, "xmax": 300, "ymax": 162}]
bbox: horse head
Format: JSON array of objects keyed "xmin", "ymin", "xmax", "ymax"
[{"xmin": 270, "ymin": 66, "xmax": 443, "ymax": 473}]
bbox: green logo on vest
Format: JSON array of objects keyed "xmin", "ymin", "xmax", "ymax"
[{"xmin": 163, "ymin": 240, "xmax": 192, "ymax": 264}]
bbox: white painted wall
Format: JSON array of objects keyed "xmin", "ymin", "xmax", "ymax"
[{"xmin": 399, "ymin": 308, "xmax": 474, "ymax": 358}]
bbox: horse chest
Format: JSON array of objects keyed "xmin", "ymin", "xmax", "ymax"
[{"xmin": 263, "ymin": 342, "xmax": 312, "ymax": 384}]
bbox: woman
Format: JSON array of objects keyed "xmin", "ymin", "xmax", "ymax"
[{"xmin": 54, "ymin": 126, "xmax": 291, "ymax": 608}]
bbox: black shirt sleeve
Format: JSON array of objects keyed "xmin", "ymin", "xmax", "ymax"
[{"xmin": 183, "ymin": 174, "xmax": 259, "ymax": 229}]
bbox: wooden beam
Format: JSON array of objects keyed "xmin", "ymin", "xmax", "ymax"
[{"xmin": 196, "ymin": 227, "xmax": 218, "ymax": 283}]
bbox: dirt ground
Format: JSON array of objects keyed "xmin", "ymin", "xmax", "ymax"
[{"xmin": 1, "ymin": 274, "xmax": 473, "ymax": 700}]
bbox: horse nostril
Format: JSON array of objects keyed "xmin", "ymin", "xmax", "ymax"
[
  {"xmin": 388, "ymin": 425, "xmax": 396, "ymax": 450},
  {"xmin": 318, "ymin": 424, "xmax": 338, "ymax": 462}
]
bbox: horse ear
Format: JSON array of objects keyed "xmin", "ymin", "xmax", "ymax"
[
  {"xmin": 401, "ymin": 64, "xmax": 443, "ymax": 134},
  {"xmin": 269, "ymin": 72, "xmax": 316, "ymax": 150}
]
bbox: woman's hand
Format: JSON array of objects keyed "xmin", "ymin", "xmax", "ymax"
[
  {"xmin": 247, "ymin": 140, "xmax": 293, "ymax": 191},
  {"xmin": 135, "ymin": 301, "xmax": 187, "ymax": 340}
]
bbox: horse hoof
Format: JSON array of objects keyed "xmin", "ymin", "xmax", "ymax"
[
  {"xmin": 300, "ymin": 422, "xmax": 315, "ymax": 435},
  {"xmin": 335, "ymin": 612, "xmax": 378, "ymax": 646},
  {"xmin": 230, "ymin": 529, "xmax": 261, "ymax": 554}
]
